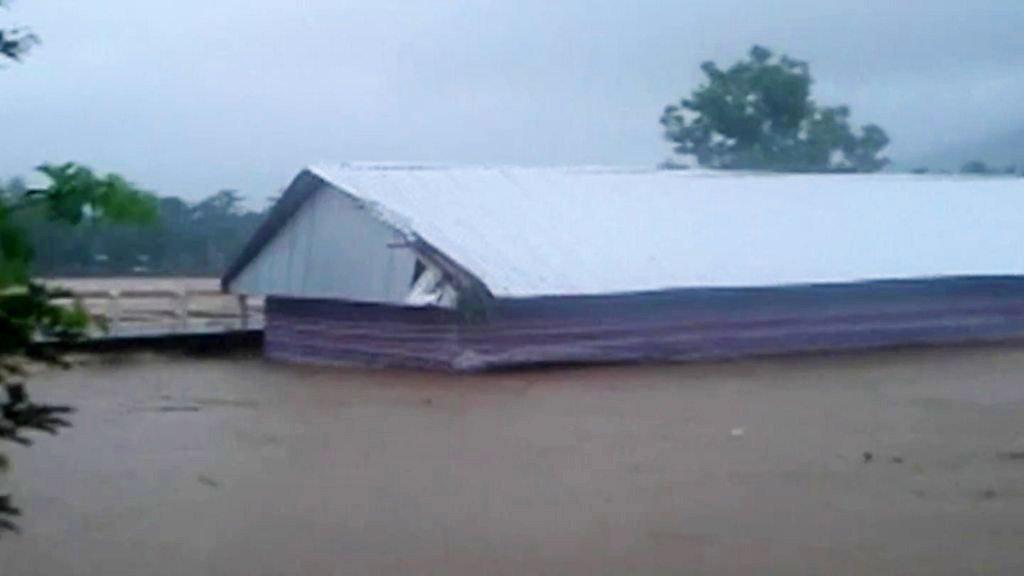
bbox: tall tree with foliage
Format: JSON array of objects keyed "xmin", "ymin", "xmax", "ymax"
[
  {"xmin": 660, "ymin": 45, "xmax": 890, "ymax": 173},
  {"xmin": 1, "ymin": 4, "xmax": 157, "ymax": 534}
]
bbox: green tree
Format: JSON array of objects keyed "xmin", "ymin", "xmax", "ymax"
[
  {"xmin": 2, "ymin": 3, "xmax": 157, "ymax": 534},
  {"xmin": 1, "ymin": 165, "xmax": 155, "ymax": 534},
  {"xmin": 660, "ymin": 45, "xmax": 890, "ymax": 173}
]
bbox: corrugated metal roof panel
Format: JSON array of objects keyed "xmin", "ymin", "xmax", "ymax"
[{"xmin": 302, "ymin": 164, "xmax": 1024, "ymax": 299}]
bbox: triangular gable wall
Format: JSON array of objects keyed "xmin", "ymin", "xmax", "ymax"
[{"xmin": 228, "ymin": 185, "xmax": 420, "ymax": 304}]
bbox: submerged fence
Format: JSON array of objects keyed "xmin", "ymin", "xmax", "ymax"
[{"xmin": 51, "ymin": 287, "xmax": 264, "ymax": 338}]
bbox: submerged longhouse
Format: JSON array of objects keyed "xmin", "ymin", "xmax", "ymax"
[{"xmin": 223, "ymin": 164, "xmax": 1024, "ymax": 370}]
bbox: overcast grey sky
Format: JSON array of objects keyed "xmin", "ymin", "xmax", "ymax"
[{"xmin": 2, "ymin": 0, "xmax": 1023, "ymax": 201}]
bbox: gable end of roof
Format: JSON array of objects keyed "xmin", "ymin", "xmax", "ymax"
[{"xmin": 221, "ymin": 169, "xmax": 495, "ymax": 304}]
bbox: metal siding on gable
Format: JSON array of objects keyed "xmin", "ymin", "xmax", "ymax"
[{"xmin": 230, "ymin": 186, "xmax": 417, "ymax": 303}]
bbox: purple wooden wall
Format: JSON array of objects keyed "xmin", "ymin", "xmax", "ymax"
[{"xmin": 264, "ymin": 277, "xmax": 1024, "ymax": 371}]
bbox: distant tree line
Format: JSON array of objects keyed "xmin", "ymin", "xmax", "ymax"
[
  {"xmin": 1, "ymin": 180, "xmax": 266, "ymax": 277},
  {"xmin": 911, "ymin": 162, "xmax": 1023, "ymax": 176},
  {"xmin": 958, "ymin": 161, "xmax": 1021, "ymax": 176}
]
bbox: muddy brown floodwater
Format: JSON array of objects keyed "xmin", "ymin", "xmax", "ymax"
[{"xmin": 2, "ymin": 346, "xmax": 1024, "ymax": 575}]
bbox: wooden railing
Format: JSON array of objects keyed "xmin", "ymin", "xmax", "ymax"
[{"xmin": 52, "ymin": 288, "xmax": 264, "ymax": 337}]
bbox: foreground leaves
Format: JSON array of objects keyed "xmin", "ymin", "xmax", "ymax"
[
  {"xmin": 0, "ymin": 384, "xmax": 75, "ymax": 535},
  {"xmin": 1, "ymin": 384, "xmax": 75, "ymax": 446},
  {"xmin": 0, "ymin": 494, "xmax": 19, "ymax": 533},
  {"xmin": 0, "ymin": 163, "xmax": 154, "ymax": 535},
  {"xmin": 0, "ymin": 0, "xmax": 38, "ymax": 63}
]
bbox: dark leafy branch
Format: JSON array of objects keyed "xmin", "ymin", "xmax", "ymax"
[
  {"xmin": 0, "ymin": 384, "xmax": 74, "ymax": 534},
  {"xmin": 1, "ymin": 384, "xmax": 74, "ymax": 446},
  {"xmin": 0, "ymin": 494, "xmax": 18, "ymax": 533},
  {"xmin": 0, "ymin": 0, "xmax": 37, "ymax": 62},
  {"xmin": 1, "ymin": 164, "xmax": 155, "ymax": 535}
]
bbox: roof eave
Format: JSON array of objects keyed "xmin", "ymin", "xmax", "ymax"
[{"xmin": 220, "ymin": 169, "xmax": 326, "ymax": 292}]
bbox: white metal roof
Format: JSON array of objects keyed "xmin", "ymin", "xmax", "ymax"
[{"xmin": 303, "ymin": 164, "xmax": 1024, "ymax": 299}]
